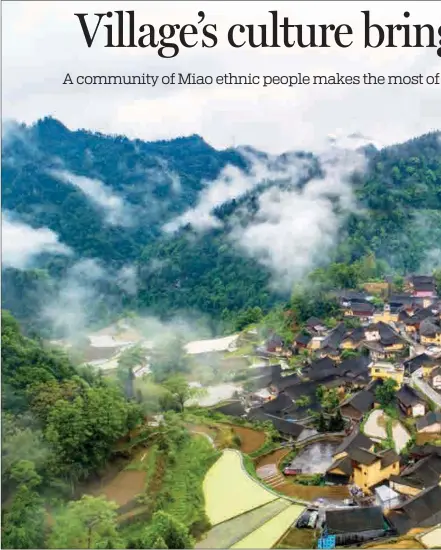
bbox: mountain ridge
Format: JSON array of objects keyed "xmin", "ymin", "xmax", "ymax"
[{"xmin": 3, "ymin": 117, "xmax": 441, "ymax": 336}]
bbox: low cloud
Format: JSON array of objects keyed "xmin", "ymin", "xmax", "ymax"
[
  {"xmin": 164, "ymin": 135, "xmax": 368, "ymax": 291},
  {"xmin": 48, "ymin": 169, "xmax": 134, "ymax": 226},
  {"xmin": 164, "ymin": 150, "xmax": 312, "ymax": 232},
  {"xmin": 2, "ymin": 211, "xmax": 71, "ymax": 269},
  {"xmin": 116, "ymin": 265, "xmax": 138, "ymax": 295},
  {"xmin": 42, "ymin": 258, "xmax": 139, "ymax": 339}
]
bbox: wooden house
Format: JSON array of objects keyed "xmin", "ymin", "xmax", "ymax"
[
  {"xmin": 323, "ymin": 507, "xmax": 390, "ymax": 546},
  {"xmin": 431, "ymin": 365, "xmax": 441, "ymax": 390},
  {"xmin": 396, "ymin": 385, "xmax": 426, "ymax": 417},
  {"xmin": 416, "ymin": 411, "xmax": 441, "ymax": 434}
]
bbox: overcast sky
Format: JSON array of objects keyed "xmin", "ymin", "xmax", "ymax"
[{"xmin": 2, "ymin": 1, "xmax": 441, "ymax": 153}]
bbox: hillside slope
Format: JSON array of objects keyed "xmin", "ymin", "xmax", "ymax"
[{"xmin": 3, "ymin": 118, "xmax": 441, "ymax": 335}]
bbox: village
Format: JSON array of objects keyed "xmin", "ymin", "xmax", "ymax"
[{"xmin": 65, "ymin": 274, "xmax": 441, "ymax": 548}]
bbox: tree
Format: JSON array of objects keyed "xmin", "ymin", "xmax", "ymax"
[
  {"xmin": 340, "ymin": 349, "xmax": 359, "ymax": 360},
  {"xmin": 150, "ymin": 335, "xmax": 190, "ymax": 383},
  {"xmin": 142, "ymin": 511, "xmax": 193, "ymax": 549},
  {"xmin": 48, "ymin": 495, "xmax": 121, "ymax": 549},
  {"xmin": 2, "ymin": 485, "xmax": 47, "ymax": 549},
  {"xmin": 328, "ymin": 409, "xmax": 345, "ymax": 432},
  {"xmin": 375, "ymin": 379, "xmax": 398, "ymax": 408},
  {"xmin": 393, "ymin": 275, "xmax": 405, "ymax": 293},
  {"xmin": 44, "ymin": 385, "xmax": 136, "ymax": 487},
  {"xmin": 295, "ymin": 395, "xmax": 311, "ymax": 408},
  {"xmin": 234, "ymin": 306, "xmax": 263, "ymax": 331},
  {"xmin": 316, "ymin": 385, "xmax": 325, "ymax": 401},
  {"xmin": 10, "ymin": 459, "xmax": 42, "ymax": 488},
  {"xmin": 116, "ymin": 345, "xmax": 146, "ymax": 399},
  {"xmin": 317, "ymin": 413, "xmax": 327, "ymax": 433},
  {"xmin": 162, "ymin": 375, "xmax": 204, "ymax": 411},
  {"xmin": 319, "ymin": 388, "xmax": 340, "ymax": 413}
]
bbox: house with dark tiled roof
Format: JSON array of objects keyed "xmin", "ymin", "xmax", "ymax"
[
  {"xmin": 294, "ymin": 331, "xmax": 312, "ymax": 349},
  {"xmin": 212, "ymin": 400, "xmax": 246, "ymax": 417},
  {"xmin": 261, "ymin": 392, "xmax": 293, "ymax": 415},
  {"xmin": 333, "ymin": 429, "xmax": 374, "ymax": 459},
  {"xmin": 388, "ymin": 484, "xmax": 441, "ymax": 534},
  {"xmin": 326, "ymin": 430, "xmax": 400, "ymax": 491},
  {"xmin": 340, "ymin": 389, "xmax": 376, "ymax": 420},
  {"xmin": 316, "ymin": 346, "xmax": 341, "ymax": 361},
  {"xmin": 305, "ymin": 317, "xmax": 327, "ymax": 334},
  {"xmin": 416, "ymin": 411, "xmax": 441, "ymax": 434},
  {"xmin": 401, "ymin": 306, "xmax": 435, "ymax": 336},
  {"xmin": 403, "ymin": 353, "xmax": 437, "ymax": 376},
  {"xmin": 340, "ymin": 327, "xmax": 366, "ymax": 350},
  {"xmin": 323, "ymin": 506, "xmax": 390, "ymax": 545},
  {"xmin": 344, "ymin": 301, "xmax": 375, "ymax": 322},
  {"xmin": 266, "ymin": 333, "xmax": 284, "ymax": 353},
  {"xmin": 431, "ymin": 365, "xmax": 441, "ymax": 390},
  {"xmin": 406, "ymin": 275, "xmax": 437, "ymax": 300},
  {"xmin": 389, "ymin": 453, "xmax": 441, "ymax": 497},
  {"xmin": 321, "ymin": 322, "xmax": 347, "ymax": 351},
  {"xmin": 247, "ymin": 407, "xmax": 311, "ymax": 441},
  {"xmin": 303, "ymin": 357, "xmax": 336, "ymax": 382},
  {"xmin": 362, "ymin": 322, "xmax": 407, "ymax": 361},
  {"xmin": 396, "ymin": 385, "xmax": 426, "ymax": 417},
  {"xmin": 420, "ymin": 317, "xmax": 441, "ymax": 346}
]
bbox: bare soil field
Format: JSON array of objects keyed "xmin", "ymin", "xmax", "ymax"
[
  {"xmin": 93, "ymin": 469, "xmax": 146, "ymax": 507},
  {"xmin": 276, "ymin": 526, "xmax": 318, "ymax": 549},
  {"xmin": 229, "ymin": 424, "xmax": 267, "ymax": 454}
]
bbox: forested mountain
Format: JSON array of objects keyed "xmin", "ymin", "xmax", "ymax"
[{"xmin": 3, "ymin": 117, "xmax": 441, "ymax": 336}]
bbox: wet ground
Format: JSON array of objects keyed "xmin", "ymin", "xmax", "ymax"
[
  {"xmin": 289, "ymin": 442, "xmax": 339, "ymax": 474},
  {"xmin": 255, "ymin": 448, "xmax": 349, "ymax": 503}
]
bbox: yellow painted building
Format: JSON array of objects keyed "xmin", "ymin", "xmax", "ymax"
[
  {"xmin": 389, "ymin": 479, "xmax": 421, "ymax": 497},
  {"xmin": 308, "ymin": 337, "xmax": 323, "ymax": 351},
  {"xmin": 372, "ymin": 311, "xmax": 399, "ymax": 324},
  {"xmin": 328, "ymin": 442, "xmax": 400, "ymax": 493},
  {"xmin": 421, "ymin": 333, "xmax": 441, "ymax": 345},
  {"xmin": 383, "ymin": 341, "xmax": 406, "ymax": 352},
  {"xmin": 404, "ymin": 324, "xmax": 418, "ymax": 335},
  {"xmin": 340, "ymin": 339, "xmax": 359, "ymax": 350},
  {"xmin": 353, "ymin": 455, "xmax": 400, "ymax": 492},
  {"xmin": 370, "ymin": 362, "xmax": 405, "ymax": 385}
]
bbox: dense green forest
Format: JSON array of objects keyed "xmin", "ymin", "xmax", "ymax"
[
  {"xmin": 1, "ymin": 310, "xmax": 220, "ymax": 549},
  {"xmin": 3, "ymin": 118, "xmax": 441, "ymax": 336}
]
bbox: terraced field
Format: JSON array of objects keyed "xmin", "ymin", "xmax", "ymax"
[
  {"xmin": 196, "ymin": 499, "xmax": 291, "ymax": 548},
  {"xmin": 203, "ymin": 449, "xmax": 278, "ymax": 526},
  {"xmin": 232, "ymin": 504, "xmax": 304, "ymax": 549},
  {"xmin": 228, "ymin": 424, "xmax": 266, "ymax": 454}
]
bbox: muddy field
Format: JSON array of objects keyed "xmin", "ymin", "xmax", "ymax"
[
  {"xmin": 276, "ymin": 527, "xmax": 318, "ymax": 549},
  {"xmin": 229, "ymin": 424, "xmax": 267, "ymax": 454},
  {"xmin": 81, "ymin": 450, "xmax": 150, "ymax": 507},
  {"xmin": 92, "ymin": 469, "xmax": 146, "ymax": 507},
  {"xmin": 256, "ymin": 448, "xmax": 290, "ymax": 468}
]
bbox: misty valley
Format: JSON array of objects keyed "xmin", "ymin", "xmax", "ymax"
[{"xmin": 3, "ymin": 117, "xmax": 441, "ymax": 549}]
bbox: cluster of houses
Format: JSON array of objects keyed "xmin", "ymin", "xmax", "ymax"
[
  {"xmin": 304, "ymin": 430, "xmax": 441, "ymax": 545},
  {"xmin": 207, "ymin": 276, "xmax": 441, "ymax": 545}
]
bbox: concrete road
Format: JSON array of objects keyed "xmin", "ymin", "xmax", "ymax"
[{"xmin": 412, "ymin": 369, "xmax": 441, "ymax": 409}]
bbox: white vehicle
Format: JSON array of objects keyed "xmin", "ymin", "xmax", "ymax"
[{"xmin": 308, "ymin": 511, "xmax": 318, "ymax": 528}]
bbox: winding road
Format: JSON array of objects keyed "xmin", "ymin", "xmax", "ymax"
[{"xmin": 411, "ymin": 369, "xmax": 441, "ymax": 408}]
